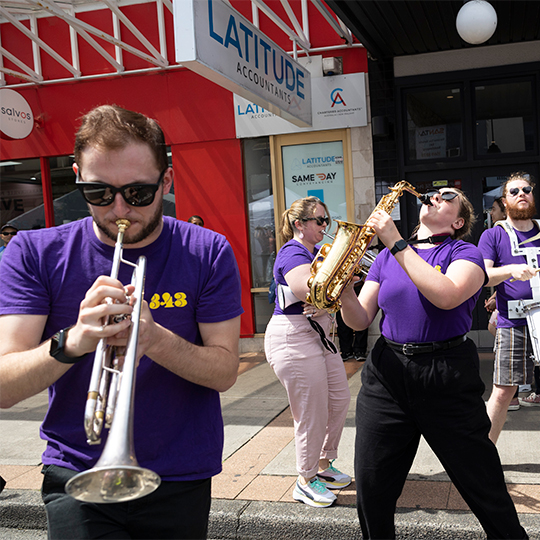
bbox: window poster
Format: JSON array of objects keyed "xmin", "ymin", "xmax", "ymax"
[{"xmin": 282, "ymin": 141, "xmax": 346, "ymax": 235}]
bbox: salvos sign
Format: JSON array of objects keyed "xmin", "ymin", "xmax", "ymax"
[
  {"xmin": 0, "ymin": 89, "xmax": 33, "ymax": 139},
  {"xmin": 174, "ymin": 0, "xmax": 312, "ymax": 127}
]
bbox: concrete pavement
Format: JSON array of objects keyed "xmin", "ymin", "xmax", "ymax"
[{"xmin": 1, "ymin": 350, "xmax": 540, "ymax": 538}]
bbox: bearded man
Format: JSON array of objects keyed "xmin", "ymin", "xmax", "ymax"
[
  {"xmin": 479, "ymin": 171, "xmax": 539, "ymax": 443},
  {"xmin": 0, "ymin": 105, "xmax": 243, "ymax": 539}
]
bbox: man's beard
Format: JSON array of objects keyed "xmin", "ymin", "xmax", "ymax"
[
  {"xmin": 506, "ymin": 199, "xmax": 537, "ymax": 220},
  {"xmin": 90, "ymin": 199, "xmax": 163, "ymax": 244}
]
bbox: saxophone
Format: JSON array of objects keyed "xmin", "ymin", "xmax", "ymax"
[{"xmin": 306, "ymin": 180, "xmax": 425, "ymax": 312}]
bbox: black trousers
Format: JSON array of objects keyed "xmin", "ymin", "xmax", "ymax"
[
  {"xmin": 41, "ymin": 464, "xmax": 211, "ymax": 539},
  {"xmin": 336, "ymin": 310, "xmax": 368, "ymax": 355},
  {"xmin": 355, "ymin": 337, "xmax": 527, "ymax": 540}
]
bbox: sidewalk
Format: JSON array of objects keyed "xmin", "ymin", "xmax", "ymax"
[{"xmin": 2, "ymin": 350, "xmax": 540, "ymax": 538}]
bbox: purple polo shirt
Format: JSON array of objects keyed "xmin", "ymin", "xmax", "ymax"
[
  {"xmin": 0, "ymin": 216, "xmax": 243, "ymax": 480},
  {"xmin": 366, "ymin": 239, "xmax": 486, "ymax": 343},
  {"xmin": 478, "ymin": 224, "xmax": 540, "ymax": 327},
  {"xmin": 273, "ymin": 239, "xmax": 319, "ymax": 315}
]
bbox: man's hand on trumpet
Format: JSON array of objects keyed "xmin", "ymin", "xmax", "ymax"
[{"xmin": 67, "ymin": 276, "xmax": 134, "ymax": 358}]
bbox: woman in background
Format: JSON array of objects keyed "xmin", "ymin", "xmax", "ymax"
[{"xmin": 264, "ymin": 196, "xmax": 351, "ymax": 508}]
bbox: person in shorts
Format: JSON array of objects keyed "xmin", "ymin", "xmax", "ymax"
[{"xmin": 478, "ymin": 171, "xmax": 540, "ymax": 443}]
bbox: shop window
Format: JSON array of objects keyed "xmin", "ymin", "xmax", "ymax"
[
  {"xmin": 405, "ymin": 87, "xmax": 463, "ymax": 162},
  {"xmin": 474, "ymin": 80, "xmax": 535, "ymax": 155},
  {"xmin": 50, "ymin": 156, "xmax": 90, "ymax": 226},
  {"xmin": 243, "ymin": 137, "xmax": 275, "ymax": 333},
  {"xmin": 0, "ymin": 158, "xmax": 44, "ymax": 230}
]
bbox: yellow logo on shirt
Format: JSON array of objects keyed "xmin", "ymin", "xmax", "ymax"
[
  {"xmin": 434, "ymin": 265, "xmax": 442, "ymax": 273},
  {"xmin": 149, "ymin": 292, "xmax": 187, "ymax": 309}
]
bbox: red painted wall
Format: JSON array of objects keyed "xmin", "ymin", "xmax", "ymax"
[
  {"xmin": 1, "ymin": 0, "xmax": 368, "ymax": 338},
  {"xmin": 1, "ymin": 70, "xmax": 255, "ymax": 336}
]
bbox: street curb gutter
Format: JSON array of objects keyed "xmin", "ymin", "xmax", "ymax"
[{"xmin": 2, "ymin": 491, "xmax": 540, "ymax": 539}]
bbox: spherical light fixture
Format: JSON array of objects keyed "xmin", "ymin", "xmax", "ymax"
[{"xmin": 456, "ymin": 0, "xmax": 497, "ymax": 45}]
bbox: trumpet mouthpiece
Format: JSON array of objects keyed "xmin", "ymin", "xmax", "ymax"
[{"xmin": 116, "ymin": 219, "xmax": 131, "ymax": 232}]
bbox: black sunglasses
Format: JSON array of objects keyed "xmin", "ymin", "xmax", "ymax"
[
  {"xmin": 76, "ymin": 169, "xmax": 166, "ymax": 207},
  {"xmin": 508, "ymin": 186, "xmax": 533, "ymax": 197},
  {"xmin": 1, "ymin": 231, "xmax": 17, "ymax": 236},
  {"xmin": 425, "ymin": 190, "xmax": 459, "ymax": 202},
  {"xmin": 303, "ymin": 216, "xmax": 330, "ymax": 226}
]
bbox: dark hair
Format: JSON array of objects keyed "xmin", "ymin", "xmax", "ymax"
[
  {"xmin": 279, "ymin": 197, "xmax": 331, "ymax": 243},
  {"xmin": 453, "ymin": 188, "xmax": 476, "ymax": 240},
  {"xmin": 74, "ymin": 105, "xmax": 168, "ymax": 172},
  {"xmin": 493, "ymin": 197, "xmax": 505, "ymax": 214},
  {"xmin": 188, "ymin": 215, "xmax": 204, "ymax": 226},
  {"xmin": 501, "ymin": 171, "xmax": 536, "ymax": 198}
]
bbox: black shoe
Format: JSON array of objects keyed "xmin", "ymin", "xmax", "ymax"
[
  {"xmin": 0, "ymin": 476, "xmax": 6, "ymax": 494},
  {"xmin": 354, "ymin": 351, "xmax": 367, "ymax": 361},
  {"xmin": 341, "ymin": 352, "xmax": 354, "ymax": 361}
]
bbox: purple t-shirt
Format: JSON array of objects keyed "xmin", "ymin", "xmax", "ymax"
[
  {"xmin": 366, "ymin": 239, "xmax": 486, "ymax": 343},
  {"xmin": 0, "ymin": 216, "xmax": 243, "ymax": 480},
  {"xmin": 478, "ymin": 224, "xmax": 540, "ymax": 327},
  {"xmin": 273, "ymin": 239, "xmax": 318, "ymax": 316}
]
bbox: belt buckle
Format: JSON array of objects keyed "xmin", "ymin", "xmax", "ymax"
[{"xmin": 402, "ymin": 343, "xmax": 414, "ymax": 356}]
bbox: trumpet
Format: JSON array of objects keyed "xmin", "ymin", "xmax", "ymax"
[{"xmin": 65, "ymin": 219, "xmax": 161, "ymax": 503}]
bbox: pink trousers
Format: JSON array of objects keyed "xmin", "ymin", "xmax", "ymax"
[{"xmin": 264, "ymin": 314, "xmax": 351, "ymax": 478}]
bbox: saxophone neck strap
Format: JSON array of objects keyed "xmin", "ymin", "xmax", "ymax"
[{"xmin": 408, "ymin": 234, "xmax": 452, "ymax": 246}]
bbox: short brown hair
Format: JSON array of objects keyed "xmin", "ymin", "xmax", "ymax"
[
  {"xmin": 501, "ymin": 171, "xmax": 535, "ymax": 198},
  {"xmin": 74, "ymin": 105, "xmax": 168, "ymax": 172}
]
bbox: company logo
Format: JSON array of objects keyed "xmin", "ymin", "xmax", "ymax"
[
  {"xmin": 0, "ymin": 89, "xmax": 33, "ymax": 140},
  {"xmin": 291, "ymin": 171, "xmax": 337, "ymax": 183},
  {"xmin": 330, "ymin": 88, "xmax": 346, "ymax": 108}
]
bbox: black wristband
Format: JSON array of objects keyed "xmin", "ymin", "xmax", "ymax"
[
  {"xmin": 390, "ymin": 239, "xmax": 408, "ymax": 256},
  {"xmin": 49, "ymin": 327, "xmax": 86, "ymax": 364}
]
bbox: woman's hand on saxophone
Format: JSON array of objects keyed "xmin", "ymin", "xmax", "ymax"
[{"xmin": 366, "ymin": 210, "xmax": 402, "ymax": 250}]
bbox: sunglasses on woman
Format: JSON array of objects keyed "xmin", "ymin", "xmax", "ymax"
[
  {"xmin": 76, "ymin": 169, "xmax": 166, "ymax": 207},
  {"xmin": 424, "ymin": 190, "xmax": 459, "ymax": 202},
  {"xmin": 508, "ymin": 186, "xmax": 533, "ymax": 197},
  {"xmin": 302, "ymin": 216, "xmax": 330, "ymax": 226}
]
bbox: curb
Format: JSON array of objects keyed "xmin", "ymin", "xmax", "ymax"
[{"xmin": 2, "ymin": 491, "xmax": 540, "ymax": 539}]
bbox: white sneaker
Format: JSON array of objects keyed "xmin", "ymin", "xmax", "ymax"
[
  {"xmin": 317, "ymin": 460, "xmax": 352, "ymax": 489},
  {"xmin": 293, "ymin": 478, "xmax": 336, "ymax": 508},
  {"xmin": 519, "ymin": 384, "xmax": 532, "ymax": 393}
]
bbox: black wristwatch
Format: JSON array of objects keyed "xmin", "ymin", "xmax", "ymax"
[
  {"xmin": 390, "ymin": 239, "xmax": 408, "ymax": 256},
  {"xmin": 49, "ymin": 327, "xmax": 86, "ymax": 365}
]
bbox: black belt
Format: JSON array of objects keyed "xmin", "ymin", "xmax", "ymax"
[{"xmin": 384, "ymin": 335, "xmax": 466, "ymax": 356}]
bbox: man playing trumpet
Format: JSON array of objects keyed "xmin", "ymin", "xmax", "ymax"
[
  {"xmin": 0, "ymin": 105, "xmax": 243, "ymax": 539},
  {"xmin": 479, "ymin": 172, "xmax": 540, "ymax": 442}
]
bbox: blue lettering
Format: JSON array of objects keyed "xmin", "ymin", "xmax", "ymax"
[
  {"xmin": 254, "ymin": 34, "xmax": 259, "ymax": 69},
  {"xmin": 246, "ymin": 104, "xmax": 255, "ymax": 114},
  {"xmin": 208, "ymin": 0, "xmax": 223, "ymax": 44},
  {"xmin": 273, "ymin": 50, "xmax": 284, "ymax": 84},
  {"xmin": 259, "ymin": 38, "xmax": 271, "ymax": 75},
  {"xmin": 239, "ymin": 22, "xmax": 252, "ymax": 63},
  {"xmin": 296, "ymin": 69, "xmax": 305, "ymax": 99},
  {"xmin": 285, "ymin": 59, "xmax": 295, "ymax": 91},
  {"xmin": 224, "ymin": 15, "xmax": 242, "ymax": 58}
]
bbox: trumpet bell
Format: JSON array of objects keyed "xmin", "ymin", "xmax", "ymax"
[{"xmin": 65, "ymin": 465, "xmax": 161, "ymax": 503}]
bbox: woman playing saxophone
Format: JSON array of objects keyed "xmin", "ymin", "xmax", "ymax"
[{"xmin": 340, "ymin": 187, "xmax": 527, "ymax": 539}]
